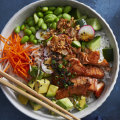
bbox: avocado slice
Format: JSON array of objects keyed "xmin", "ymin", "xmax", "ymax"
[
  {"xmin": 79, "ymin": 96, "xmax": 86, "ymax": 109},
  {"xmin": 28, "ymin": 79, "xmax": 36, "ymax": 89},
  {"xmin": 34, "ymin": 79, "xmax": 50, "ymax": 94},
  {"xmin": 46, "ymin": 85, "xmax": 59, "ymax": 97},
  {"xmin": 30, "ymin": 101, "xmax": 42, "ymax": 111},
  {"xmin": 87, "ymin": 36, "xmax": 101, "ymax": 51},
  {"xmin": 56, "ymin": 98, "xmax": 73, "ymax": 111},
  {"xmin": 18, "ymin": 94, "xmax": 28, "ymax": 105}
]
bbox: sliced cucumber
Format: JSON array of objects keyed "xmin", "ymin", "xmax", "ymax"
[
  {"xmin": 102, "ymin": 48, "xmax": 113, "ymax": 62},
  {"xmin": 76, "ymin": 19, "xmax": 87, "ymax": 27},
  {"xmin": 69, "ymin": 8, "xmax": 81, "ymax": 19},
  {"xmin": 87, "ymin": 36, "xmax": 101, "ymax": 51},
  {"xmin": 71, "ymin": 41, "xmax": 81, "ymax": 48},
  {"xmin": 86, "ymin": 18, "xmax": 102, "ymax": 31},
  {"xmin": 18, "ymin": 94, "xmax": 29, "ymax": 105}
]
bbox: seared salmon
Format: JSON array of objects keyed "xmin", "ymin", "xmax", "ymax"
[
  {"xmin": 56, "ymin": 76, "xmax": 98, "ymax": 99},
  {"xmin": 79, "ymin": 51, "xmax": 109, "ymax": 67},
  {"xmin": 70, "ymin": 58, "xmax": 104, "ymax": 79}
]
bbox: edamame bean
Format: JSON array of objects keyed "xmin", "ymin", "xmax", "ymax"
[
  {"xmin": 54, "ymin": 17, "xmax": 59, "ymax": 22},
  {"xmin": 20, "ymin": 24, "xmax": 25, "ymax": 31},
  {"xmin": 49, "ymin": 7, "xmax": 56, "ymax": 11},
  {"xmin": 21, "ymin": 36, "xmax": 29, "ymax": 44},
  {"xmin": 58, "ymin": 14, "xmax": 63, "ymax": 19},
  {"xmin": 38, "ymin": 18, "xmax": 44, "ymax": 27},
  {"xmin": 25, "ymin": 24, "xmax": 29, "ymax": 29},
  {"xmin": 35, "ymin": 26, "xmax": 39, "ymax": 31},
  {"xmin": 41, "ymin": 23, "xmax": 47, "ymax": 30},
  {"xmin": 36, "ymin": 7, "xmax": 41, "ymax": 12},
  {"xmin": 24, "ymin": 29, "xmax": 32, "ymax": 36},
  {"xmin": 42, "ymin": 7, "xmax": 48, "ymax": 12},
  {"xmin": 62, "ymin": 13, "xmax": 71, "ymax": 21},
  {"xmin": 26, "ymin": 17, "xmax": 33, "ymax": 23},
  {"xmin": 44, "ymin": 14, "xmax": 57, "ymax": 23},
  {"xmin": 51, "ymin": 22, "xmax": 57, "ymax": 29},
  {"xmin": 14, "ymin": 26, "xmax": 20, "ymax": 33},
  {"xmin": 63, "ymin": 6, "xmax": 72, "ymax": 13},
  {"xmin": 30, "ymin": 34, "xmax": 35, "ymax": 42},
  {"xmin": 54, "ymin": 7, "xmax": 63, "ymax": 15},
  {"xmin": 31, "ymin": 39, "xmax": 38, "ymax": 44},
  {"xmin": 37, "ymin": 12, "xmax": 44, "ymax": 18},
  {"xmin": 30, "ymin": 27, "xmax": 36, "ymax": 34},
  {"xmin": 45, "ymin": 11, "xmax": 53, "ymax": 15},
  {"xmin": 27, "ymin": 20, "xmax": 35, "ymax": 26},
  {"xmin": 34, "ymin": 13, "xmax": 39, "ymax": 24}
]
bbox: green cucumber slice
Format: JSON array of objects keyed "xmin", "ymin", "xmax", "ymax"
[
  {"xmin": 102, "ymin": 48, "xmax": 113, "ymax": 62},
  {"xmin": 71, "ymin": 41, "xmax": 81, "ymax": 48},
  {"xmin": 87, "ymin": 36, "xmax": 101, "ymax": 51},
  {"xmin": 86, "ymin": 18, "xmax": 102, "ymax": 31}
]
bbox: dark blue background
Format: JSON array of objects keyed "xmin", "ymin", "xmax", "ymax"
[{"xmin": 0, "ymin": 0, "xmax": 120, "ymax": 120}]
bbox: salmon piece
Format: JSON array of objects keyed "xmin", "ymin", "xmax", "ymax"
[
  {"xmin": 56, "ymin": 76, "xmax": 97, "ymax": 99},
  {"xmin": 69, "ymin": 58, "xmax": 86, "ymax": 75},
  {"xmin": 85, "ymin": 65, "xmax": 104, "ymax": 79},
  {"xmin": 94, "ymin": 81, "xmax": 105, "ymax": 98},
  {"xmin": 70, "ymin": 58, "xmax": 104, "ymax": 79},
  {"xmin": 79, "ymin": 51, "xmax": 109, "ymax": 67}
]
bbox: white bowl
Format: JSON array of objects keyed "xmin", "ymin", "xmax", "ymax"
[{"xmin": 0, "ymin": 0, "xmax": 119, "ymax": 119}]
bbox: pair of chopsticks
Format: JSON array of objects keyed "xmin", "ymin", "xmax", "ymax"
[{"xmin": 0, "ymin": 70, "xmax": 80, "ymax": 120}]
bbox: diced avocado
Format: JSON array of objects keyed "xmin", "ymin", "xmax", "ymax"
[
  {"xmin": 34, "ymin": 79, "xmax": 50, "ymax": 94},
  {"xmin": 102, "ymin": 48, "xmax": 113, "ymax": 62},
  {"xmin": 30, "ymin": 101, "xmax": 42, "ymax": 111},
  {"xmin": 76, "ymin": 19, "xmax": 87, "ymax": 27},
  {"xmin": 56, "ymin": 98, "xmax": 73, "ymax": 111},
  {"xmin": 69, "ymin": 8, "xmax": 81, "ymax": 19},
  {"xmin": 79, "ymin": 96, "xmax": 86, "ymax": 109},
  {"xmin": 87, "ymin": 36, "xmax": 101, "ymax": 51},
  {"xmin": 46, "ymin": 85, "xmax": 59, "ymax": 97},
  {"xmin": 86, "ymin": 18, "xmax": 102, "ymax": 31},
  {"xmin": 71, "ymin": 41, "xmax": 81, "ymax": 48},
  {"xmin": 34, "ymin": 13, "xmax": 39, "ymax": 24},
  {"xmin": 73, "ymin": 96, "xmax": 87, "ymax": 111},
  {"xmin": 50, "ymin": 99, "xmax": 57, "ymax": 115},
  {"xmin": 28, "ymin": 79, "xmax": 36, "ymax": 89},
  {"xmin": 18, "ymin": 94, "xmax": 28, "ymax": 105}
]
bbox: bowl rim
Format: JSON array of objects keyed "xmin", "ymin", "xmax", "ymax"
[{"xmin": 0, "ymin": 0, "xmax": 119, "ymax": 119}]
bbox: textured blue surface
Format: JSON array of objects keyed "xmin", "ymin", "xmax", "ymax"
[{"xmin": 0, "ymin": 0, "xmax": 120, "ymax": 120}]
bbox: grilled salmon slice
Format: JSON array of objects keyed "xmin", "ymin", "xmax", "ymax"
[
  {"xmin": 70, "ymin": 58, "xmax": 104, "ymax": 79},
  {"xmin": 55, "ymin": 76, "xmax": 98, "ymax": 99},
  {"xmin": 79, "ymin": 51, "xmax": 109, "ymax": 67}
]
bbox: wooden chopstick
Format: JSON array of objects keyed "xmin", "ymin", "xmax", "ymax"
[
  {"xmin": 0, "ymin": 70, "xmax": 80, "ymax": 120},
  {"xmin": 0, "ymin": 78, "xmax": 71, "ymax": 120}
]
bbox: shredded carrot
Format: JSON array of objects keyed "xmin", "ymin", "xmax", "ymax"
[
  {"xmin": 0, "ymin": 33, "xmax": 35, "ymax": 83},
  {"xmin": 4, "ymin": 63, "xmax": 11, "ymax": 72}
]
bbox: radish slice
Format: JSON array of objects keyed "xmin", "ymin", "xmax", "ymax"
[
  {"xmin": 36, "ymin": 30, "xmax": 47, "ymax": 40},
  {"xmin": 41, "ymin": 63, "xmax": 53, "ymax": 74},
  {"xmin": 78, "ymin": 25, "xmax": 95, "ymax": 41}
]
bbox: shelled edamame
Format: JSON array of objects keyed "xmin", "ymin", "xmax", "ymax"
[{"xmin": 14, "ymin": 6, "xmax": 73, "ymax": 44}]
